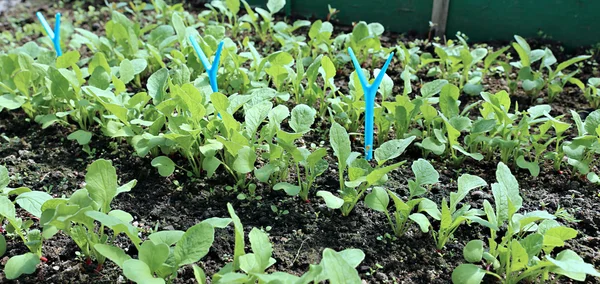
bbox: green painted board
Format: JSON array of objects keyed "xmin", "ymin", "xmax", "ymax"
[
  {"xmin": 445, "ymin": 0, "xmax": 600, "ymax": 47},
  {"xmin": 243, "ymin": 0, "xmax": 599, "ymax": 47}
]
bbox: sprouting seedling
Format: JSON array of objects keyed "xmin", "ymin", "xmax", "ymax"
[
  {"xmin": 36, "ymin": 12, "xmax": 62, "ymax": 56},
  {"xmin": 348, "ymin": 47, "xmax": 394, "ymax": 161},
  {"xmin": 188, "ymin": 36, "xmax": 224, "ymax": 93}
]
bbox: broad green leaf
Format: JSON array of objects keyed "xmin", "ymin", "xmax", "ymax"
[
  {"xmin": 0, "ymin": 165, "xmax": 8, "ymax": 189},
  {"xmin": 174, "ymin": 222, "xmax": 215, "ymax": 266},
  {"xmin": 172, "ymin": 12, "xmax": 186, "ymax": 44},
  {"xmin": 56, "ymin": 51, "xmax": 80, "ymax": 68},
  {"xmin": 496, "ymin": 162, "xmax": 522, "ymax": 211},
  {"xmin": 148, "ymin": 68, "xmax": 169, "ymax": 104},
  {"xmin": 321, "ymin": 248, "xmax": 361, "ymax": 284},
  {"xmin": 0, "ymin": 235, "xmax": 5, "ymax": 256},
  {"xmin": 337, "ymin": 249, "xmax": 365, "ymax": 268},
  {"xmin": 451, "ymin": 264, "xmax": 485, "ymax": 284},
  {"xmin": 123, "ymin": 259, "xmax": 165, "ymax": 284},
  {"xmin": 411, "ymin": 158, "xmax": 439, "ymax": 186},
  {"xmin": 202, "ymin": 217, "xmax": 232, "ymax": 229},
  {"xmin": 451, "ymin": 174, "xmax": 487, "ymax": 212},
  {"xmin": 0, "ymin": 195, "xmax": 16, "ymax": 220},
  {"xmin": 317, "ymin": 191, "xmax": 344, "ymax": 209},
  {"xmin": 15, "ymin": 191, "xmax": 52, "ymax": 218},
  {"xmin": 364, "ymin": 187, "xmax": 389, "ymax": 212},
  {"xmin": 193, "ymin": 265, "xmax": 207, "ymax": 284},
  {"xmin": 420, "ymin": 79, "xmax": 448, "ymax": 98},
  {"xmin": 4, "ymin": 253, "xmax": 40, "ymax": 280},
  {"xmin": 273, "ymin": 182, "xmax": 301, "ymax": 196},
  {"xmin": 409, "ymin": 213, "xmax": 430, "ymax": 233},
  {"xmin": 233, "ymin": 146, "xmax": 256, "ymax": 174},
  {"xmin": 290, "ymin": 104, "xmax": 316, "ymax": 133},
  {"xmin": 329, "ymin": 122, "xmax": 351, "ymax": 171},
  {"xmin": 548, "ymin": 249, "xmax": 600, "ymax": 281},
  {"xmin": 149, "ymin": 230, "xmax": 185, "ymax": 246},
  {"xmin": 67, "ymin": 130, "xmax": 92, "ymax": 145},
  {"xmin": 321, "ymin": 55, "xmax": 336, "ymax": 80},
  {"xmin": 267, "ymin": 0, "xmax": 285, "ymax": 14},
  {"xmin": 85, "ymin": 159, "xmax": 118, "ymax": 213},
  {"xmin": 94, "ymin": 244, "xmax": 132, "ymax": 268},
  {"xmin": 439, "ymin": 84, "xmax": 460, "ymax": 117},
  {"xmin": 151, "ymin": 156, "xmax": 175, "ymax": 177},
  {"xmin": 584, "ymin": 109, "xmax": 600, "ymax": 135},
  {"xmin": 374, "ymin": 136, "xmax": 415, "ymax": 165},
  {"xmin": 463, "ymin": 240, "xmax": 484, "ymax": 263},
  {"xmin": 366, "ymin": 162, "xmax": 402, "ymax": 185},
  {"xmin": 140, "ymin": 241, "xmax": 170, "ymax": 272},
  {"xmin": 249, "ymin": 228, "xmax": 273, "ymax": 272},
  {"xmin": 227, "ymin": 203, "xmax": 245, "ymax": 270},
  {"xmin": 0, "ymin": 94, "xmax": 25, "ymax": 110},
  {"xmin": 119, "ymin": 59, "xmax": 135, "ymax": 84},
  {"xmin": 519, "ymin": 233, "xmax": 543, "ymax": 261}
]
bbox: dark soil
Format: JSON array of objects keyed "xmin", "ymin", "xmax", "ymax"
[{"xmin": 1, "ymin": 1, "xmax": 599, "ymax": 284}]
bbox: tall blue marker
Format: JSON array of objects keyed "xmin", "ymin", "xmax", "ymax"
[
  {"xmin": 36, "ymin": 12, "xmax": 62, "ymax": 56},
  {"xmin": 347, "ymin": 48, "xmax": 394, "ymax": 161},
  {"xmin": 189, "ymin": 36, "xmax": 224, "ymax": 93}
]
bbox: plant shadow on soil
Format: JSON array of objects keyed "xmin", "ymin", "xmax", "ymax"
[{"xmin": 1, "ymin": 105, "xmax": 599, "ymax": 284}]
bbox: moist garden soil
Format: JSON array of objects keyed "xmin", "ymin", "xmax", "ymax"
[{"xmin": 1, "ymin": 2, "xmax": 600, "ymax": 284}]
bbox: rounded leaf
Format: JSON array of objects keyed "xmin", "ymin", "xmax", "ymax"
[
  {"xmin": 364, "ymin": 187, "xmax": 389, "ymax": 212},
  {"xmin": 151, "ymin": 156, "xmax": 175, "ymax": 177},
  {"xmin": 5, "ymin": 253, "xmax": 40, "ymax": 279},
  {"xmin": 463, "ymin": 240, "xmax": 484, "ymax": 263},
  {"xmin": 451, "ymin": 264, "xmax": 486, "ymax": 284}
]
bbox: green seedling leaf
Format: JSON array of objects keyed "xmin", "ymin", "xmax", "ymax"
[
  {"xmin": 330, "ymin": 122, "xmax": 351, "ymax": 171},
  {"xmin": 67, "ymin": 130, "xmax": 92, "ymax": 145},
  {"xmin": 0, "ymin": 94, "xmax": 26, "ymax": 110},
  {"xmin": 409, "ymin": 213, "xmax": 431, "ymax": 233},
  {"xmin": 547, "ymin": 249, "xmax": 600, "ymax": 281},
  {"xmin": 290, "ymin": 104, "xmax": 316, "ymax": 133},
  {"xmin": 374, "ymin": 136, "xmax": 415, "ymax": 165},
  {"xmin": 140, "ymin": 241, "xmax": 170, "ymax": 273},
  {"xmin": 119, "ymin": 59, "xmax": 135, "ymax": 84},
  {"xmin": 322, "ymin": 248, "xmax": 361, "ymax": 284},
  {"xmin": 227, "ymin": 203, "xmax": 245, "ymax": 270},
  {"xmin": 0, "ymin": 165, "xmax": 8, "ymax": 189},
  {"xmin": 273, "ymin": 182, "xmax": 301, "ymax": 196},
  {"xmin": 174, "ymin": 222, "xmax": 215, "ymax": 266},
  {"xmin": 4, "ymin": 253, "xmax": 40, "ymax": 280},
  {"xmin": 412, "ymin": 158, "xmax": 439, "ymax": 186},
  {"xmin": 267, "ymin": 0, "xmax": 285, "ymax": 14},
  {"xmin": 317, "ymin": 191, "xmax": 344, "ymax": 209},
  {"xmin": 123, "ymin": 259, "xmax": 165, "ymax": 284},
  {"xmin": 151, "ymin": 156, "xmax": 175, "ymax": 177},
  {"xmin": 94, "ymin": 244, "xmax": 132, "ymax": 268},
  {"xmin": 15, "ymin": 191, "xmax": 52, "ymax": 218},
  {"xmin": 364, "ymin": 187, "xmax": 389, "ymax": 212},
  {"xmin": 463, "ymin": 240, "xmax": 484, "ymax": 263},
  {"xmin": 233, "ymin": 146, "xmax": 256, "ymax": 174},
  {"xmin": 85, "ymin": 159, "xmax": 118, "ymax": 213},
  {"xmin": 420, "ymin": 79, "xmax": 448, "ymax": 98},
  {"xmin": 149, "ymin": 230, "xmax": 185, "ymax": 246},
  {"xmin": 0, "ymin": 195, "xmax": 16, "ymax": 220},
  {"xmin": 202, "ymin": 217, "xmax": 233, "ymax": 229},
  {"xmin": 193, "ymin": 265, "xmax": 207, "ymax": 284},
  {"xmin": 451, "ymin": 174, "xmax": 487, "ymax": 211},
  {"xmin": 56, "ymin": 50, "xmax": 80, "ymax": 68},
  {"xmin": 451, "ymin": 264, "xmax": 486, "ymax": 284},
  {"xmin": 148, "ymin": 68, "xmax": 169, "ymax": 103},
  {"xmin": 0, "ymin": 235, "xmax": 6, "ymax": 257}
]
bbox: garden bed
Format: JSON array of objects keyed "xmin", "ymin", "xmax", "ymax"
[{"xmin": 1, "ymin": 0, "xmax": 599, "ymax": 283}]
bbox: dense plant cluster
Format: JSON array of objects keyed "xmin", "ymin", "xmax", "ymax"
[{"xmin": 1, "ymin": 0, "xmax": 599, "ymax": 283}]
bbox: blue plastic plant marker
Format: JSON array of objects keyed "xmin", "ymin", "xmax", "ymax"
[
  {"xmin": 347, "ymin": 47, "xmax": 394, "ymax": 161},
  {"xmin": 36, "ymin": 12, "xmax": 62, "ymax": 56},
  {"xmin": 189, "ymin": 36, "xmax": 224, "ymax": 93}
]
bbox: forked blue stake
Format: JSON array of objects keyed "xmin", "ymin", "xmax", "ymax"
[
  {"xmin": 36, "ymin": 12, "xmax": 62, "ymax": 56},
  {"xmin": 348, "ymin": 47, "xmax": 394, "ymax": 161},
  {"xmin": 189, "ymin": 36, "xmax": 224, "ymax": 93}
]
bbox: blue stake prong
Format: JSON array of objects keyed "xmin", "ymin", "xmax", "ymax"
[
  {"xmin": 189, "ymin": 36, "xmax": 224, "ymax": 94},
  {"xmin": 347, "ymin": 47, "xmax": 394, "ymax": 161},
  {"xmin": 36, "ymin": 12, "xmax": 62, "ymax": 56}
]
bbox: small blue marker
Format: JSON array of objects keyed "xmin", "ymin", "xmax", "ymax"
[
  {"xmin": 347, "ymin": 47, "xmax": 394, "ymax": 161},
  {"xmin": 36, "ymin": 12, "xmax": 62, "ymax": 56},
  {"xmin": 189, "ymin": 36, "xmax": 224, "ymax": 93}
]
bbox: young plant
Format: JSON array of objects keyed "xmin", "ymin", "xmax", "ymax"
[
  {"xmin": 95, "ymin": 217, "xmax": 230, "ymax": 283},
  {"xmin": 41, "ymin": 159, "xmax": 138, "ymax": 269},
  {"xmin": 418, "ymin": 172, "xmax": 493, "ymax": 250},
  {"xmin": 365, "ymin": 159, "xmax": 439, "ymax": 237},
  {"xmin": 452, "ymin": 163, "xmax": 600, "ymax": 283},
  {"xmin": 317, "ymin": 122, "xmax": 415, "ymax": 216},
  {"xmin": 207, "ymin": 203, "xmax": 366, "ymax": 284},
  {"xmin": 0, "ymin": 166, "xmax": 52, "ymax": 279}
]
